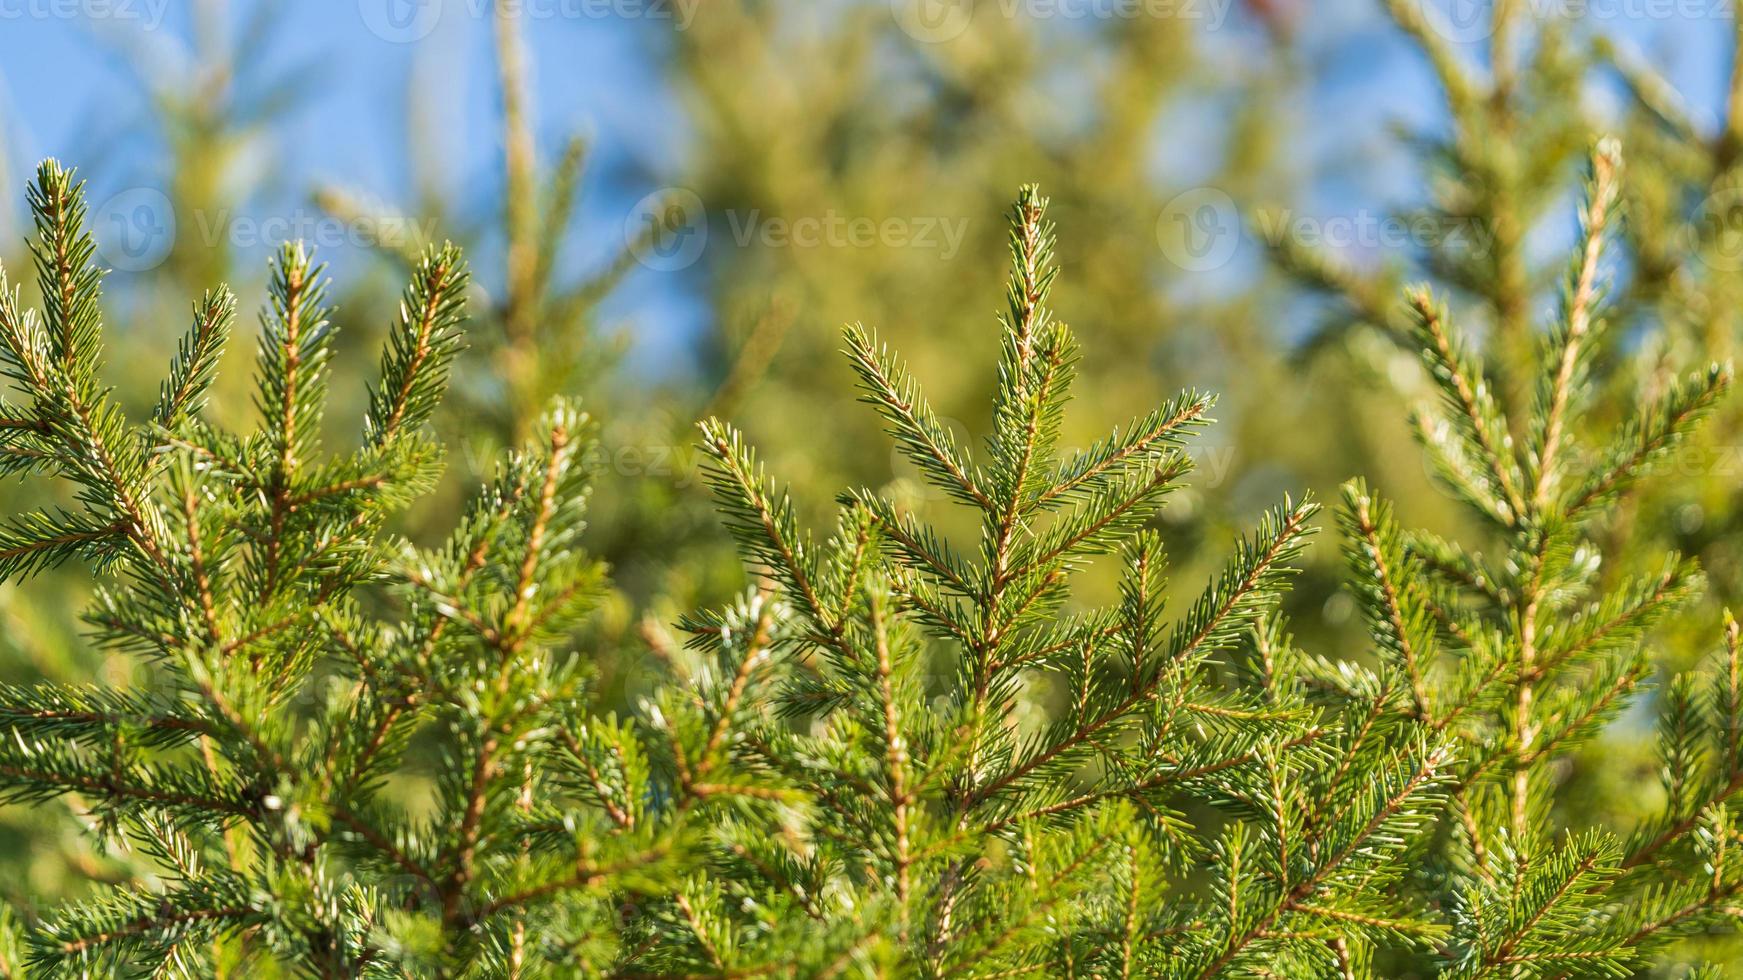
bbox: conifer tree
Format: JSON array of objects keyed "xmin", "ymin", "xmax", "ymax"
[
  {"xmin": 660, "ymin": 1, "xmax": 1313, "ymax": 592},
  {"xmin": 1271, "ymin": 1, "xmax": 1743, "ymax": 635},
  {"xmin": 2, "ymin": 155, "xmax": 1741, "ymax": 977},
  {"xmin": 0, "ymin": 2, "xmax": 314, "ymax": 910},
  {"xmin": 669, "ymin": 186, "xmax": 1458, "ymax": 976},
  {"xmin": 315, "ymin": 8, "xmax": 736, "ymax": 691},
  {"xmin": 0, "ymin": 161, "xmax": 720, "ymax": 976},
  {"xmin": 1268, "ymin": 18, "xmax": 1743, "ymax": 967},
  {"xmin": 1332, "ymin": 141, "xmax": 1742, "ymax": 975},
  {"xmin": 316, "ymin": 4, "xmax": 624, "ymax": 451}
]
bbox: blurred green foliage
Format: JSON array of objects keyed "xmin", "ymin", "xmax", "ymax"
[{"xmin": 0, "ymin": 0, "xmax": 1740, "ymax": 972}]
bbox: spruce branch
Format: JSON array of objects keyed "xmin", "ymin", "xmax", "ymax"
[
  {"xmin": 1406, "ymin": 288, "xmax": 1525, "ymax": 524},
  {"xmin": 1321, "ymin": 140, "xmax": 1743, "ymax": 976},
  {"xmin": 152, "ymin": 288, "xmax": 234, "ymax": 438},
  {"xmin": 1524, "ymin": 137, "xmax": 1621, "ymax": 507},
  {"xmin": 689, "ymin": 186, "xmax": 1359, "ymax": 974},
  {"xmin": 0, "ymin": 163, "xmax": 676, "ymax": 975},
  {"xmin": 364, "ymin": 242, "xmax": 469, "ymax": 449}
]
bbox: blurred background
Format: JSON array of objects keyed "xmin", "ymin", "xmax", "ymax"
[{"xmin": 1, "ymin": 0, "xmax": 1741, "ymax": 957}]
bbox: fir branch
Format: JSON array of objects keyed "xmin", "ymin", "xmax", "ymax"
[
  {"xmin": 1341, "ymin": 481, "xmax": 1436, "ymax": 720},
  {"xmin": 843, "ymin": 323, "xmax": 992, "ymax": 511},
  {"xmin": 1406, "ymin": 288, "xmax": 1525, "ymax": 523},
  {"xmin": 152, "ymin": 289, "xmax": 234, "ymax": 438},
  {"xmin": 965, "ymin": 498, "xmax": 1317, "ymax": 811},
  {"xmin": 364, "ymin": 243, "xmax": 469, "ymax": 448},
  {"xmin": 1524, "ymin": 138, "xmax": 1621, "ymax": 507}
]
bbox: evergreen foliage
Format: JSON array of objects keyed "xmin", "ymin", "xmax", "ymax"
[
  {"xmin": 316, "ymin": 5, "xmax": 622, "ymax": 449},
  {"xmin": 0, "ymin": 162, "xmax": 639, "ymax": 976},
  {"xmin": 681, "ymin": 186, "xmax": 1375, "ymax": 974},
  {"xmin": 1271, "ymin": 0, "xmax": 1743, "ymax": 638},
  {"xmin": 1327, "ymin": 141, "xmax": 1743, "ymax": 976},
  {"xmin": 0, "ymin": 5, "xmax": 318, "ymax": 909},
  {"xmin": 314, "ymin": 10, "xmax": 732, "ymax": 699},
  {"xmin": 0, "ymin": 153, "xmax": 1737, "ymax": 977},
  {"xmin": 1267, "ymin": 21, "xmax": 1743, "ymax": 968}
]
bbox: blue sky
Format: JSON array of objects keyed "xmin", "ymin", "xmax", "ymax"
[
  {"xmin": 0, "ymin": 2, "xmax": 679, "ymax": 196},
  {"xmin": 0, "ymin": 1, "xmax": 694, "ymax": 364}
]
